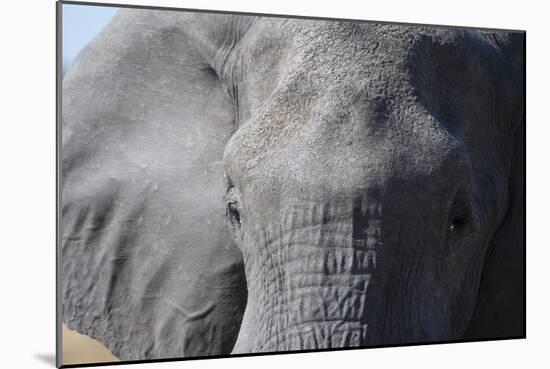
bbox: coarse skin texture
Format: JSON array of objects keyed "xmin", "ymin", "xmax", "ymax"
[{"xmin": 61, "ymin": 8, "xmax": 525, "ymax": 360}]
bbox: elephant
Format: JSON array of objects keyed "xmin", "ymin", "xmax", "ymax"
[{"xmin": 61, "ymin": 7, "xmax": 525, "ymax": 361}]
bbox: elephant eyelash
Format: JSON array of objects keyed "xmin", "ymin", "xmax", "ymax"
[
  {"xmin": 226, "ymin": 186, "xmax": 239, "ymax": 204},
  {"xmin": 227, "ymin": 202, "xmax": 241, "ymax": 225},
  {"xmin": 226, "ymin": 186, "xmax": 242, "ymax": 226}
]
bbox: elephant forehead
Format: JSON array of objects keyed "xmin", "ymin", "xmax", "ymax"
[
  {"xmin": 233, "ymin": 18, "xmax": 461, "ymax": 102},
  {"xmin": 233, "ymin": 20, "xmax": 416, "ymax": 118},
  {"xmin": 223, "ymin": 22, "xmax": 470, "ymax": 203},
  {"xmin": 225, "ymin": 75, "xmax": 455, "ymax": 197}
]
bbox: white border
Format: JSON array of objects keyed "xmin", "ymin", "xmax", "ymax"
[{"xmin": 1, "ymin": 1, "xmax": 547, "ymax": 368}]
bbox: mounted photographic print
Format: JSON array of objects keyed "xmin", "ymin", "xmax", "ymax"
[{"xmin": 57, "ymin": 1, "xmax": 526, "ymax": 367}]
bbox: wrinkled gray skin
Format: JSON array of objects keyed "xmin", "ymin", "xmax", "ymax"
[{"xmin": 62, "ymin": 9, "xmax": 524, "ymax": 360}]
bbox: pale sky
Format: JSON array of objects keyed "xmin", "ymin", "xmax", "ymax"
[{"xmin": 62, "ymin": 4, "xmax": 118, "ymax": 73}]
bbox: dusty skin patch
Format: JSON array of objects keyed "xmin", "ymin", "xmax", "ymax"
[{"xmin": 62, "ymin": 323, "xmax": 119, "ymax": 365}]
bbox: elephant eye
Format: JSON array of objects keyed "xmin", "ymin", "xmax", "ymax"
[
  {"xmin": 449, "ymin": 213, "xmax": 467, "ymax": 232},
  {"xmin": 448, "ymin": 197, "xmax": 471, "ymax": 233},
  {"xmin": 228, "ymin": 201, "xmax": 241, "ymax": 225},
  {"xmin": 226, "ymin": 186, "xmax": 242, "ymax": 232}
]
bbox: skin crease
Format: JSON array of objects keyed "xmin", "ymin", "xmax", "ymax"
[{"xmin": 62, "ymin": 9, "xmax": 524, "ymax": 360}]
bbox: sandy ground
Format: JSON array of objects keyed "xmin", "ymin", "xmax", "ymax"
[{"xmin": 62, "ymin": 323, "xmax": 120, "ymax": 365}]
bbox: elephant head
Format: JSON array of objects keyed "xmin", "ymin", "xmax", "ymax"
[{"xmin": 61, "ymin": 8, "xmax": 524, "ymax": 360}]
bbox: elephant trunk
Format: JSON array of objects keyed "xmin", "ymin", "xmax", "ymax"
[{"xmin": 232, "ymin": 198, "xmax": 381, "ymax": 353}]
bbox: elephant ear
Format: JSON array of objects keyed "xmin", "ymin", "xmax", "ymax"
[
  {"xmin": 463, "ymin": 31, "xmax": 525, "ymax": 339},
  {"xmin": 61, "ymin": 9, "xmax": 248, "ymax": 360}
]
